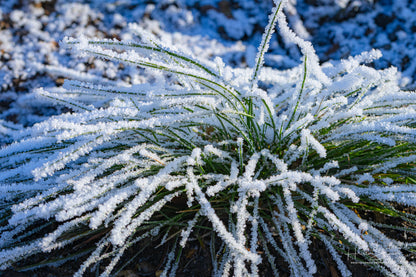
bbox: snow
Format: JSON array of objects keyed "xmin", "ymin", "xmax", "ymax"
[
  {"xmin": 0, "ymin": 0, "xmax": 416, "ymax": 276},
  {"xmin": 1, "ymin": 0, "xmax": 415, "ymax": 132}
]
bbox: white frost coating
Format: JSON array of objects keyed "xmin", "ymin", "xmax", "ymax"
[
  {"xmin": 73, "ymin": 238, "xmax": 110, "ymax": 277},
  {"xmin": 89, "ymin": 185, "xmax": 138, "ymax": 229},
  {"xmin": 140, "ymin": 148, "xmax": 165, "ymax": 165},
  {"xmin": 1, "ymin": 2, "xmax": 416, "ymax": 275},
  {"xmin": 243, "ymin": 153, "xmax": 261, "ymax": 180},
  {"xmin": 187, "ymin": 147, "xmax": 203, "ymax": 166},
  {"xmin": 282, "ymin": 187, "xmax": 317, "ymax": 275},
  {"xmin": 179, "ymin": 212, "xmax": 200, "ymax": 248},
  {"xmin": 113, "ymin": 191, "xmax": 180, "ymax": 248},
  {"xmin": 334, "ymin": 187, "xmax": 360, "ymax": 203},
  {"xmin": 276, "ymin": 1, "xmax": 330, "ymax": 85},
  {"xmin": 283, "ymin": 113, "xmax": 314, "ymax": 137},
  {"xmin": 334, "ymin": 166, "xmax": 358, "ymax": 177},
  {"xmin": 372, "ymin": 155, "xmax": 416, "ymax": 174},
  {"xmin": 318, "ymin": 206, "xmax": 369, "ymax": 251},
  {"xmin": 301, "ymin": 129, "xmax": 326, "ymax": 158},
  {"xmin": 204, "ymin": 144, "xmax": 230, "ymax": 160},
  {"xmin": 355, "ymin": 173, "xmax": 375, "ymax": 184},
  {"xmin": 353, "ymin": 49, "xmax": 383, "ymax": 64},
  {"xmin": 320, "ymin": 235, "xmax": 352, "ymax": 277}
]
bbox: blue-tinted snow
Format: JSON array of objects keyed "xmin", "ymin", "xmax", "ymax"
[{"xmin": 0, "ymin": 0, "xmax": 415, "ymax": 132}]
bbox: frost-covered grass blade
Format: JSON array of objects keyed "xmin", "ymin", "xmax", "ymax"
[{"xmin": 1, "ymin": 0, "xmax": 415, "ymax": 276}]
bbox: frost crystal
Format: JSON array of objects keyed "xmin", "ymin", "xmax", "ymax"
[{"xmin": 1, "ymin": 1, "xmax": 415, "ymax": 276}]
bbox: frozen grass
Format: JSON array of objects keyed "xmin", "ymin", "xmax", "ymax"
[{"xmin": 1, "ymin": 0, "xmax": 416, "ymax": 276}]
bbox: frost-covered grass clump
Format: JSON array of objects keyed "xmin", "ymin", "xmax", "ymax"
[{"xmin": 1, "ymin": 0, "xmax": 416, "ymax": 276}]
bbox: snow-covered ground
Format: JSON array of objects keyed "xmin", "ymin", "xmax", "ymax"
[
  {"xmin": 0, "ymin": 0, "xmax": 415, "ymax": 132},
  {"xmin": 1, "ymin": 1, "xmax": 416, "ymax": 275}
]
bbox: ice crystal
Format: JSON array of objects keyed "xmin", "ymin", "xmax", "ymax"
[{"xmin": 0, "ymin": 0, "xmax": 415, "ymax": 276}]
